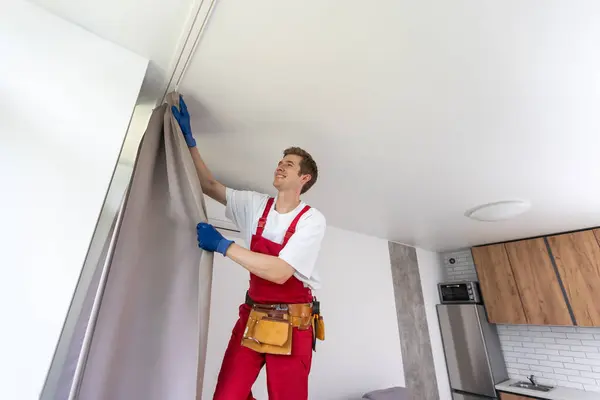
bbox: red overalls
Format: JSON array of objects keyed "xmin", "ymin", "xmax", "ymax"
[{"xmin": 213, "ymin": 198, "xmax": 314, "ymax": 400}]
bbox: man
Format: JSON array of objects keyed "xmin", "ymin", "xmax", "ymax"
[{"xmin": 172, "ymin": 96, "xmax": 326, "ymax": 400}]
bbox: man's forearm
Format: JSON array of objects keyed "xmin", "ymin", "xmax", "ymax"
[
  {"xmin": 225, "ymin": 243, "xmax": 295, "ymax": 284},
  {"xmin": 189, "ymin": 147, "xmax": 226, "ymax": 204}
]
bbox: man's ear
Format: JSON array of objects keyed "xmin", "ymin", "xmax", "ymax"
[{"xmin": 300, "ymin": 174, "xmax": 312, "ymax": 185}]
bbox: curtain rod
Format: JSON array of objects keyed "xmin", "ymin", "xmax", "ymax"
[{"xmin": 160, "ymin": 0, "xmax": 219, "ymax": 103}]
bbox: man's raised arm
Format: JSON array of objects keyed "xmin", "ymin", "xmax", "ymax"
[{"xmin": 172, "ymin": 95, "xmax": 226, "ymax": 205}]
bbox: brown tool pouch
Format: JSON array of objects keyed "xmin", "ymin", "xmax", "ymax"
[
  {"xmin": 242, "ymin": 308, "xmax": 293, "ymax": 355},
  {"xmin": 241, "ymin": 298, "xmax": 325, "ymax": 354}
]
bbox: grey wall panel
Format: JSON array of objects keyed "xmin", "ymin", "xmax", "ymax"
[{"xmin": 389, "ymin": 242, "xmax": 439, "ymax": 400}]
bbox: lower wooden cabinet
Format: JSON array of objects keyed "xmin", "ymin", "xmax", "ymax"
[{"xmin": 499, "ymin": 392, "xmax": 539, "ymax": 400}]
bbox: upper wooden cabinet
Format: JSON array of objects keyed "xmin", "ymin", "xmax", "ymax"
[
  {"xmin": 504, "ymin": 238, "xmax": 573, "ymax": 326},
  {"xmin": 473, "ymin": 227, "xmax": 600, "ymax": 326},
  {"xmin": 472, "ymin": 244, "xmax": 527, "ymax": 324},
  {"xmin": 547, "ymin": 230, "xmax": 600, "ymax": 326}
]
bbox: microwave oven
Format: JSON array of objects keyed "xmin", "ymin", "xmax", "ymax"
[{"xmin": 438, "ymin": 281, "xmax": 481, "ymax": 304}]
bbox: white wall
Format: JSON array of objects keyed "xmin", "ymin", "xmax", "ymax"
[
  {"xmin": 0, "ymin": 2, "xmax": 147, "ymax": 398},
  {"xmin": 416, "ymin": 248, "xmax": 452, "ymax": 400},
  {"xmin": 30, "ymin": 0, "xmax": 198, "ymax": 102},
  {"xmin": 202, "ymin": 225, "xmax": 405, "ymax": 400},
  {"xmin": 40, "ymin": 163, "xmax": 135, "ymax": 399}
]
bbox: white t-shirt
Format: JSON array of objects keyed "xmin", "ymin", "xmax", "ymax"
[{"xmin": 225, "ymin": 188, "xmax": 326, "ymax": 289}]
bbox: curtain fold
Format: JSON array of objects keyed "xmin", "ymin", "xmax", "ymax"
[{"xmin": 77, "ymin": 92, "xmax": 213, "ymax": 400}]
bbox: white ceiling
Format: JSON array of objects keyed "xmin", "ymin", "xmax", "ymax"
[
  {"xmin": 180, "ymin": 0, "xmax": 600, "ymax": 251},
  {"xmin": 30, "ymin": 0, "xmax": 600, "ymax": 251}
]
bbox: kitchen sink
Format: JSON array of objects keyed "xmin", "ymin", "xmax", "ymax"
[{"xmin": 509, "ymin": 381, "xmax": 554, "ymax": 392}]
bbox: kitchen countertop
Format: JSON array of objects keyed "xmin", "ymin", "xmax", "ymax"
[{"xmin": 496, "ymin": 379, "xmax": 600, "ymax": 400}]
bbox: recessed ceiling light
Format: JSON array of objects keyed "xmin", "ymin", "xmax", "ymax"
[{"xmin": 465, "ymin": 200, "xmax": 531, "ymax": 222}]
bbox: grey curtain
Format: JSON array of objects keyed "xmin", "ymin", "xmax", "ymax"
[{"xmin": 77, "ymin": 93, "xmax": 213, "ymax": 400}]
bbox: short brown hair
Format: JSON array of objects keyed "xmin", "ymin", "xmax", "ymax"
[{"xmin": 283, "ymin": 147, "xmax": 318, "ymax": 194}]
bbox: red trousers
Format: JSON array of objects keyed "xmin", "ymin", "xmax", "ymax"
[{"xmin": 213, "ymin": 304, "xmax": 313, "ymax": 400}]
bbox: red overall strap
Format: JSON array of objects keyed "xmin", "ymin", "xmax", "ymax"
[
  {"xmin": 256, "ymin": 197, "xmax": 275, "ymax": 238},
  {"xmin": 282, "ymin": 205, "xmax": 311, "ymax": 247}
]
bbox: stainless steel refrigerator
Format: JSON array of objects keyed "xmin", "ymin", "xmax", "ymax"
[{"xmin": 437, "ymin": 304, "xmax": 508, "ymax": 400}]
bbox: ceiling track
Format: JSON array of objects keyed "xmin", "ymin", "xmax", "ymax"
[{"xmin": 160, "ymin": 0, "xmax": 219, "ymax": 103}]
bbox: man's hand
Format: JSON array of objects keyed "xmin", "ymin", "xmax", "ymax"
[
  {"xmin": 172, "ymin": 95, "xmax": 196, "ymax": 147},
  {"xmin": 196, "ymin": 222, "xmax": 234, "ymax": 255}
]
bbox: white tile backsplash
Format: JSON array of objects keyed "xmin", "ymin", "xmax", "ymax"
[
  {"xmin": 441, "ymin": 249, "xmax": 600, "ymax": 392},
  {"xmin": 442, "ymin": 250, "xmax": 479, "ymax": 282}
]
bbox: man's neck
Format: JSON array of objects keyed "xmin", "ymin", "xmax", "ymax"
[{"xmin": 275, "ymin": 190, "xmax": 301, "ymax": 214}]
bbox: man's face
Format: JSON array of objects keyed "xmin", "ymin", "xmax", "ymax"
[{"xmin": 273, "ymin": 154, "xmax": 311, "ymax": 192}]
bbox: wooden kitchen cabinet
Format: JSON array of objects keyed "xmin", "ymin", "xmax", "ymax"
[
  {"xmin": 504, "ymin": 238, "xmax": 573, "ymax": 326},
  {"xmin": 547, "ymin": 230, "xmax": 600, "ymax": 326},
  {"xmin": 499, "ymin": 392, "xmax": 539, "ymax": 400},
  {"xmin": 473, "ymin": 227, "xmax": 600, "ymax": 327},
  {"xmin": 472, "ymin": 244, "xmax": 527, "ymax": 324}
]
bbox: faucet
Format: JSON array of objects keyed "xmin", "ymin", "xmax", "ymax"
[{"xmin": 528, "ymin": 375, "xmax": 537, "ymax": 386}]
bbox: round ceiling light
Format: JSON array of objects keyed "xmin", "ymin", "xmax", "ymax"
[{"xmin": 465, "ymin": 200, "xmax": 531, "ymax": 222}]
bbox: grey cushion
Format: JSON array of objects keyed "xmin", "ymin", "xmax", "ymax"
[{"xmin": 362, "ymin": 387, "xmax": 409, "ymax": 400}]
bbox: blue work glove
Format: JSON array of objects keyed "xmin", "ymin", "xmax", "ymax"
[
  {"xmin": 171, "ymin": 95, "xmax": 196, "ymax": 147},
  {"xmin": 196, "ymin": 222, "xmax": 234, "ymax": 256}
]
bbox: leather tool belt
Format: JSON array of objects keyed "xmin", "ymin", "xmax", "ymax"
[{"xmin": 241, "ymin": 293, "xmax": 325, "ymax": 355}]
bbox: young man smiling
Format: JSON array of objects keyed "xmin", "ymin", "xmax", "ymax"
[{"xmin": 172, "ymin": 96, "xmax": 326, "ymax": 400}]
